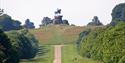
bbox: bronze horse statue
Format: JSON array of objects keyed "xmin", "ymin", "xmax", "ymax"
[{"xmin": 55, "ymin": 9, "xmax": 61, "ymax": 14}]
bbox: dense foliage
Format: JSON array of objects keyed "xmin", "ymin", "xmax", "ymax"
[
  {"xmin": 0, "ymin": 29, "xmax": 39, "ymax": 63},
  {"xmin": 77, "ymin": 22, "xmax": 125, "ymax": 63},
  {"xmin": 23, "ymin": 19, "xmax": 35, "ymax": 29},
  {"xmin": 87, "ymin": 16, "xmax": 103, "ymax": 26},
  {"xmin": 111, "ymin": 3, "xmax": 125, "ymax": 21},
  {"xmin": 0, "ymin": 29, "xmax": 19, "ymax": 63},
  {"xmin": 110, "ymin": 3, "xmax": 125, "ymax": 26},
  {"xmin": 0, "ymin": 14, "xmax": 22, "ymax": 31},
  {"xmin": 7, "ymin": 29, "xmax": 39, "ymax": 59}
]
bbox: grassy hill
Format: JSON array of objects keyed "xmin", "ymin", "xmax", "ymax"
[
  {"xmin": 20, "ymin": 25, "xmax": 105, "ymax": 63},
  {"xmin": 29, "ymin": 25, "xmax": 84, "ymax": 45}
]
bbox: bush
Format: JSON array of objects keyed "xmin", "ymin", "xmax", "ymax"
[
  {"xmin": 78, "ymin": 22, "xmax": 125, "ymax": 63},
  {"xmin": 78, "ymin": 27, "xmax": 105, "ymax": 58},
  {"xmin": 7, "ymin": 29, "xmax": 39, "ymax": 59},
  {"xmin": 0, "ymin": 29, "xmax": 20, "ymax": 63}
]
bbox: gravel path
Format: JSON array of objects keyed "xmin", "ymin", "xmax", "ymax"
[{"xmin": 53, "ymin": 45, "xmax": 63, "ymax": 63}]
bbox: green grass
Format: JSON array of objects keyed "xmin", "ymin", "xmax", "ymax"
[
  {"xmin": 30, "ymin": 25, "xmax": 84, "ymax": 45},
  {"xmin": 20, "ymin": 45, "xmax": 54, "ymax": 63},
  {"xmin": 20, "ymin": 44, "xmax": 103, "ymax": 63},
  {"xmin": 62, "ymin": 44, "xmax": 103, "ymax": 63}
]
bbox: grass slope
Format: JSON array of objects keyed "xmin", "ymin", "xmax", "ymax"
[
  {"xmin": 20, "ymin": 45, "xmax": 54, "ymax": 63},
  {"xmin": 30, "ymin": 25, "xmax": 84, "ymax": 45}
]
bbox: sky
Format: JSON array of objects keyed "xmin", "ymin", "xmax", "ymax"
[{"xmin": 0, "ymin": 0, "xmax": 125, "ymax": 28}]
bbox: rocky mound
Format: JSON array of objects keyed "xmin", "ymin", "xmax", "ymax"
[
  {"xmin": 40, "ymin": 9, "xmax": 69, "ymax": 26},
  {"xmin": 53, "ymin": 15, "xmax": 63, "ymax": 24}
]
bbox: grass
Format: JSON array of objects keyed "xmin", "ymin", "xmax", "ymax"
[
  {"xmin": 20, "ymin": 45, "xmax": 54, "ymax": 63},
  {"xmin": 20, "ymin": 44, "xmax": 103, "ymax": 63},
  {"xmin": 62, "ymin": 44, "xmax": 103, "ymax": 63},
  {"xmin": 30, "ymin": 25, "xmax": 84, "ymax": 45}
]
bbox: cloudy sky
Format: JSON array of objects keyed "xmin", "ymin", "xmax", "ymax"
[{"xmin": 0, "ymin": 0, "xmax": 124, "ymax": 27}]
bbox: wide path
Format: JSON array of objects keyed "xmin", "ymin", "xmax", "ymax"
[{"xmin": 53, "ymin": 45, "xmax": 63, "ymax": 63}]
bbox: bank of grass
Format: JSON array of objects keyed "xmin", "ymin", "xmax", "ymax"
[
  {"xmin": 30, "ymin": 25, "xmax": 84, "ymax": 45},
  {"xmin": 20, "ymin": 45, "xmax": 54, "ymax": 63},
  {"xmin": 62, "ymin": 44, "xmax": 103, "ymax": 63}
]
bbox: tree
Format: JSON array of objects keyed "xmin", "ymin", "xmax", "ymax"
[
  {"xmin": 0, "ymin": 29, "xmax": 19, "ymax": 63},
  {"xmin": 7, "ymin": 29, "xmax": 39, "ymax": 59},
  {"xmin": 0, "ymin": 14, "xmax": 22, "ymax": 31},
  {"xmin": 23, "ymin": 19, "xmax": 35, "ymax": 29},
  {"xmin": 110, "ymin": 3, "xmax": 125, "ymax": 26},
  {"xmin": 87, "ymin": 16, "xmax": 103, "ymax": 26}
]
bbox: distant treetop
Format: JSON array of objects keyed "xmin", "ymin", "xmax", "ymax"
[
  {"xmin": 111, "ymin": 3, "xmax": 125, "ymax": 21},
  {"xmin": 87, "ymin": 16, "xmax": 103, "ymax": 26},
  {"xmin": 110, "ymin": 3, "xmax": 125, "ymax": 26}
]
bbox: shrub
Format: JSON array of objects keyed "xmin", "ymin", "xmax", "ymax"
[
  {"xmin": 7, "ymin": 29, "xmax": 39, "ymax": 59},
  {"xmin": 78, "ymin": 22, "xmax": 125, "ymax": 63},
  {"xmin": 0, "ymin": 29, "xmax": 20, "ymax": 63}
]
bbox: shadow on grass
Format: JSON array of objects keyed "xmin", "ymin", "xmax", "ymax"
[{"xmin": 20, "ymin": 45, "xmax": 50, "ymax": 62}]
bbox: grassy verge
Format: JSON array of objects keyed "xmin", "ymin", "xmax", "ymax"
[
  {"xmin": 20, "ymin": 45, "xmax": 54, "ymax": 63},
  {"xmin": 62, "ymin": 44, "xmax": 103, "ymax": 63}
]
